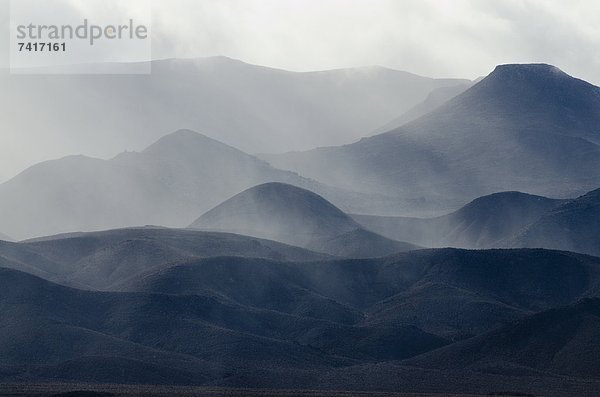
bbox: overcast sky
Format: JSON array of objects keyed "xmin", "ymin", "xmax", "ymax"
[
  {"xmin": 1, "ymin": 0, "xmax": 599, "ymax": 83},
  {"xmin": 148, "ymin": 0, "xmax": 600, "ymax": 83}
]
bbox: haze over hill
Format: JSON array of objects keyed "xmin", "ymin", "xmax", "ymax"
[
  {"xmin": 0, "ymin": 130, "xmax": 336, "ymax": 240},
  {"xmin": 1, "ymin": 129, "xmax": 441, "ymax": 240},
  {"xmin": 264, "ymin": 64, "xmax": 600, "ymax": 201},
  {"xmin": 406, "ymin": 298, "xmax": 600, "ymax": 379},
  {"xmin": 510, "ymin": 187, "xmax": 600, "ymax": 256},
  {"xmin": 1, "ymin": 246, "xmax": 600, "ymax": 394},
  {"xmin": 0, "ymin": 57, "xmax": 468, "ymax": 182},
  {"xmin": 190, "ymin": 183, "xmax": 417, "ymax": 257},
  {"xmin": 0, "ymin": 227, "xmax": 327, "ymax": 290},
  {"xmin": 354, "ymin": 191, "xmax": 566, "ymax": 248},
  {"xmin": 372, "ymin": 81, "xmax": 473, "ymax": 133}
]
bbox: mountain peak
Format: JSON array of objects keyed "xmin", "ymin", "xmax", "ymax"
[
  {"xmin": 190, "ymin": 182, "xmax": 360, "ymax": 246},
  {"xmin": 142, "ymin": 129, "xmax": 247, "ymax": 158},
  {"xmin": 145, "ymin": 129, "xmax": 219, "ymax": 149},
  {"xmin": 492, "ymin": 63, "xmax": 566, "ymax": 76},
  {"xmin": 477, "ymin": 63, "xmax": 598, "ymax": 93}
]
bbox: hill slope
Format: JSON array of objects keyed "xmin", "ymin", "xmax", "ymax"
[
  {"xmin": 265, "ymin": 64, "xmax": 600, "ymax": 202},
  {"xmin": 0, "ymin": 227, "xmax": 326, "ymax": 290},
  {"xmin": 189, "ymin": 183, "xmax": 417, "ymax": 257},
  {"xmin": 120, "ymin": 248, "xmax": 600, "ymax": 338},
  {"xmin": 510, "ymin": 187, "xmax": 600, "ymax": 256},
  {"xmin": 2, "ymin": 247, "xmax": 600, "ymax": 393},
  {"xmin": 354, "ymin": 191, "xmax": 566, "ymax": 248},
  {"xmin": 372, "ymin": 81, "xmax": 472, "ymax": 133},
  {"xmin": 406, "ymin": 298, "xmax": 600, "ymax": 378}
]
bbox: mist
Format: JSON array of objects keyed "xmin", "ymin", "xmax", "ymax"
[{"xmin": 1, "ymin": 2, "xmax": 600, "ymax": 394}]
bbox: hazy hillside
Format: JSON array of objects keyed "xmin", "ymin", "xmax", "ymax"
[
  {"xmin": 0, "ymin": 130, "xmax": 319, "ymax": 240},
  {"xmin": 117, "ymin": 248, "xmax": 600, "ymax": 339},
  {"xmin": 372, "ymin": 81, "xmax": 472, "ymax": 133},
  {"xmin": 2, "ymin": 243, "xmax": 600, "ymax": 393},
  {"xmin": 0, "ymin": 232, "xmax": 13, "ymax": 242},
  {"xmin": 0, "ymin": 57, "xmax": 468, "ymax": 182},
  {"xmin": 354, "ymin": 191, "xmax": 566, "ymax": 248},
  {"xmin": 0, "ymin": 267, "xmax": 350, "ymax": 385},
  {"xmin": 0, "ymin": 227, "xmax": 326, "ymax": 290},
  {"xmin": 510, "ymin": 187, "xmax": 600, "ymax": 256},
  {"xmin": 406, "ymin": 298, "xmax": 600, "ymax": 378},
  {"xmin": 189, "ymin": 183, "xmax": 418, "ymax": 257},
  {"xmin": 0, "ymin": 129, "xmax": 426, "ymax": 240},
  {"xmin": 264, "ymin": 64, "xmax": 600, "ymax": 202}
]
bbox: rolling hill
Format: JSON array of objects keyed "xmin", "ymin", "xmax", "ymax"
[
  {"xmin": 406, "ymin": 298, "xmax": 600, "ymax": 378},
  {"xmin": 264, "ymin": 64, "xmax": 600, "ymax": 202},
  {"xmin": 1, "ymin": 245, "xmax": 600, "ymax": 394},
  {"xmin": 119, "ymin": 248, "xmax": 600, "ymax": 339},
  {"xmin": 0, "ymin": 227, "xmax": 326, "ymax": 290},
  {"xmin": 353, "ymin": 191, "xmax": 566, "ymax": 248},
  {"xmin": 510, "ymin": 187, "xmax": 600, "ymax": 256},
  {"xmin": 189, "ymin": 183, "xmax": 418, "ymax": 257}
]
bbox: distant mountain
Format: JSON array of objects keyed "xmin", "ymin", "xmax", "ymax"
[
  {"xmin": 264, "ymin": 64, "xmax": 600, "ymax": 202},
  {"xmin": 0, "ymin": 130, "xmax": 345, "ymax": 240},
  {"xmin": 406, "ymin": 298, "xmax": 600, "ymax": 379},
  {"xmin": 0, "ymin": 227, "xmax": 326, "ymax": 290},
  {"xmin": 354, "ymin": 191, "xmax": 566, "ymax": 248},
  {"xmin": 372, "ymin": 81, "xmax": 472, "ymax": 133},
  {"xmin": 0, "ymin": 57, "xmax": 468, "ymax": 182},
  {"xmin": 189, "ymin": 183, "xmax": 417, "ymax": 257},
  {"xmin": 0, "ymin": 232, "xmax": 13, "ymax": 242},
  {"xmin": 510, "ymin": 188, "xmax": 600, "ymax": 256}
]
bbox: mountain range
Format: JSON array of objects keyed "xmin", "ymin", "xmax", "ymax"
[
  {"xmin": 1, "ymin": 60, "xmax": 599, "ymax": 396},
  {"xmin": 0, "ymin": 57, "xmax": 468, "ymax": 183},
  {"xmin": 0, "ymin": 227, "xmax": 326, "ymax": 290},
  {"xmin": 264, "ymin": 64, "xmax": 600, "ymax": 201}
]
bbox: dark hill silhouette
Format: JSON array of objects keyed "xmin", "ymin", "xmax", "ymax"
[
  {"xmin": 0, "ymin": 227, "xmax": 326, "ymax": 290},
  {"xmin": 406, "ymin": 298, "xmax": 600, "ymax": 378},
  {"xmin": 119, "ymin": 248, "xmax": 600, "ymax": 339},
  {"xmin": 2, "ymin": 247, "xmax": 600, "ymax": 393}
]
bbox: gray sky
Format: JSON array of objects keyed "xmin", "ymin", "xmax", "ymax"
[
  {"xmin": 1, "ymin": 0, "xmax": 599, "ymax": 83},
  {"xmin": 0, "ymin": 0, "xmax": 599, "ymax": 184}
]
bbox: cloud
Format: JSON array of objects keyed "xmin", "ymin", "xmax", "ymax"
[
  {"xmin": 1, "ymin": 0, "xmax": 598, "ymax": 83},
  {"xmin": 146, "ymin": 0, "xmax": 600, "ymax": 83}
]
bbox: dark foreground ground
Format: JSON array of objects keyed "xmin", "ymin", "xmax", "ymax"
[{"xmin": 0, "ymin": 384, "xmax": 533, "ymax": 397}]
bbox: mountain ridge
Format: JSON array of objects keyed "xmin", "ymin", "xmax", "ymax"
[{"xmin": 264, "ymin": 63, "xmax": 600, "ymax": 201}]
